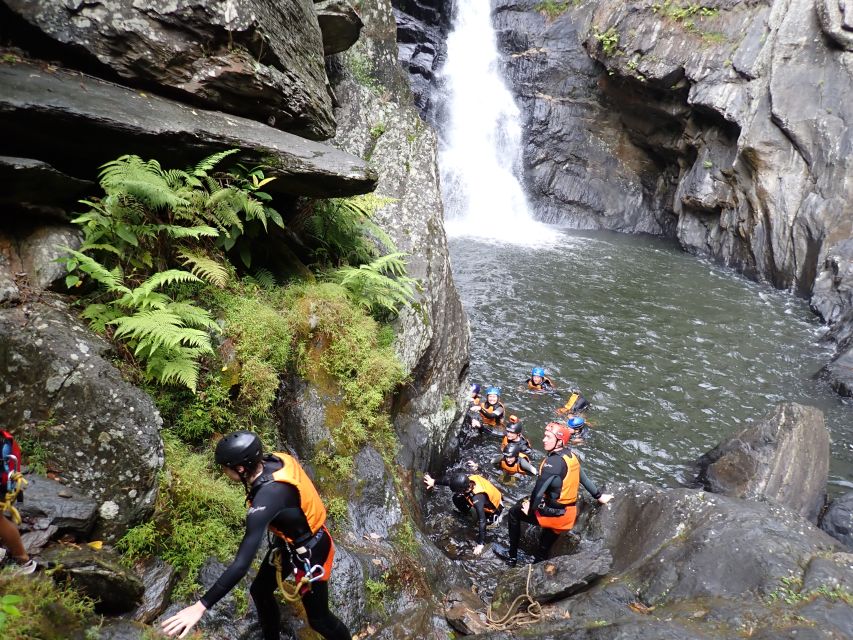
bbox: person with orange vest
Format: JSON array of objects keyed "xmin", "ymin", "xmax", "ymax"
[
  {"xmin": 471, "ymin": 386, "xmax": 505, "ymax": 434},
  {"xmin": 162, "ymin": 431, "xmax": 351, "ymax": 640},
  {"xmin": 505, "ymin": 422, "xmax": 612, "ymax": 567},
  {"xmin": 424, "ymin": 471, "xmax": 503, "ymax": 556},
  {"xmin": 555, "ymin": 387, "xmax": 591, "ymax": 416},
  {"xmin": 525, "ymin": 367, "xmax": 555, "ymax": 392},
  {"xmin": 498, "ymin": 441, "xmax": 538, "ymax": 478}
]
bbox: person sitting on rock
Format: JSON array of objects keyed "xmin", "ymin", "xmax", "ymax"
[
  {"xmin": 423, "ymin": 471, "xmax": 503, "ymax": 556},
  {"xmin": 505, "ymin": 422, "xmax": 612, "ymax": 567},
  {"xmin": 555, "ymin": 387, "xmax": 590, "ymax": 416},
  {"xmin": 471, "ymin": 386, "xmax": 505, "ymax": 435},
  {"xmin": 0, "ymin": 430, "xmax": 35, "ymax": 576},
  {"xmin": 496, "ymin": 441, "xmax": 538, "ymax": 480},
  {"xmin": 525, "ymin": 367, "xmax": 555, "ymax": 392},
  {"xmin": 162, "ymin": 431, "xmax": 351, "ymax": 640}
]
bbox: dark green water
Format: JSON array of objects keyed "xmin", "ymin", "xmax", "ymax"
[{"xmin": 448, "ymin": 230, "xmax": 853, "ymax": 492}]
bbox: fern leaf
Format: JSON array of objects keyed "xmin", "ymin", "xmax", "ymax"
[
  {"xmin": 177, "ymin": 250, "xmax": 229, "ymax": 288},
  {"xmin": 62, "ymin": 248, "xmax": 129, "ymax": 293},
  {"xmin": 192, "ymin": 149, "xmax": 239, "ymax": 176},
  {"xmin": 148, "ymin": 350, "xmax": 202, "ymax": 392},
  {"xmin": 166, "ymin": 301, "xmax": 220, "ymax": 331},
  {"xmin": 155, "ymin": 224, "xmax": 220, "ymax": 239},
  {"xmin": 134, "ymin": 269, "xmax": 202, "ymax": 296}
]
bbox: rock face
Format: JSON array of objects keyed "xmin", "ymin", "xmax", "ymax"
[
  {"xmin": 0, "ymin": 156, "xmax": 94, "ymax": 221},
  {"xmin": 492, "ymin": 0, "xmax": 853, "ymax": 390},
  {"xmin": 0, "ymin": 300, "xmax": 164, "ymax": 539},
  {"xmin": 316, "ymin": 0, "xmax": 365, "ymax": 55},
  {"xmin": 695, "ymin": 403, "xmax": 829, "ymax": 522},
  {"xmin": 1, "ymin": 0, "xmax": 335, "ymax": 139},
  {"xmin": 0, "ymin": 60, "xmax": 376, "ymax": 199},
  {"xmin": 328, "ymin": 0, "xmax": 469, "ymax": 473},
  {"xmin": 391, "ymin": 0, "xmax": 453, "ymax": 119}
]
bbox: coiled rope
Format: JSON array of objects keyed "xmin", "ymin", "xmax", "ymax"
[{"xmin": 485, "ymin": 563, "xmax": 543, "ymax": 630}]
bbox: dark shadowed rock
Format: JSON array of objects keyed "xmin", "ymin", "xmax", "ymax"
[
  {"xmin": 317, "ymin": 0, "xmax": 364, "ymax": 55},
  {"xmin": 0, "ymin": 300, "xmax": 163, "ymax": 539},
  {"xmin": 94, "ymin": 620, "xmax": 151, "ymax": 640},
  {"xmin": 18, "ymin": 473, "xmax": 98, "ymax": 537},
  {"xmin": 820, "ymin": 492, "xmax": 853, "ymax": 549},
  {"xmin": 2, "ymin": 0, "xmax": 335, "ymax": 139},
  {"xmin": 444, "ymin": 586, "xmax": 490, "ymax": 635},
  {"xmin": 695, "ymin": 403, "xmax": 828, "ymax": 522},
  {"xmin": 491, "ymin": 543, "xmax": 612, "ymax": 615},
  {"xmin": 41, "ymin": 545, "xmax": 144, "ymax": 614},
  {"xmin": 132, "ymin": 558, "xmax": 177, "ymax": 624},
  {"xmin": 0, "ymin": 60, "xmax": 376, "ymax": 199},
  {"xmin": 0, "ymin": 156, "xmax": 93, "ymax": 221}
]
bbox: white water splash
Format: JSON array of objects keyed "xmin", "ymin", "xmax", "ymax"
[{"xmin": 438, "ymin": 1, "xmax": 556, "ymax": 246}]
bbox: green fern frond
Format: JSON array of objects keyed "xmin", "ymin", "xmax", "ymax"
[
  {"xmin": 156, "ymin": 224, "xmax": 220, "ymax": 239},
  {"xmin": 62, "ymin": 248, "xmax": 129, "ymax": 292},
  {"xmin": 247, "ymin": 268, "xmax": 277, "ymax": 289},
  {"xmin": 111, "ymin": 309, "xmax": 214, "ymax": 353},
  {"xmin": 328, "ymin": 253, "xmax": 416, "ymax": 316},
  {"xmin": 166, "ymin": 301, "xmax": 220, "ymax": 331},
  {"xmin": 192, "ymin": 149, "xmax": 239, "ymax": 176},
  {"xmin": 177, "ymin": 250, "xmax": 229, "ymax": 288},
  {"xmin": 147, "ymin": 350, "xmax": 203, "ymax": 392},
  {"xmin": 135, "ymin": 269, "xmax": 202, "ymax": 296},
  {"xmin": 81, "ymin": 303, "xmax": 125, "ymax": 333}
]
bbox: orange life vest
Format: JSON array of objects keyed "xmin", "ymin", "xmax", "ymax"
[
  {"xmin": 500, "ymin": 452, "xmax": 532, "ymax": 476},
  {"xmin": 527, "ymin": 376, "xmax": 553, "ymax": 391},
  {"xmin": 466, "ymin": 474, "xmax": 502, "ymax": 513},
  {"xmin": 479, "ymin": 401, "xmax": 504, "ymax": 427},
  {"xmin": 535, "ymin": 452, "xmax": 580, "ymax": 532},
  {"xmin": 251, "ymin": 452, "xmax": 327, "ymax": 544}
]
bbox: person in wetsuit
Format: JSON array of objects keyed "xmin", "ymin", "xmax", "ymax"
[
  {"xmin": 526, "ymin": 367, "xmax": 555, "ymax": 392},
  {"xmin": 162, "ymin": 431, "xmax": 351, "ymax": 640},
  {"xmin": 497, "ymin": 441, "xmax": 538, "ymax": 479},
  {"xmin": 423, "ymin": 471, "xmax": 503, "ymax": 556},
  {"xmin": 555, "ymin": 387, "xmax": 591, "ymax": 416},
  {"xmin": 471, "ymin": 386, "xmax": 505, "ymax": 434},
  {"xmin": 488, "ymin": 416, "xmax": 534, "ymax": 470},
  {"xmin": 505, "ymin": 422, "xmax": 612, "ymax": 567}
]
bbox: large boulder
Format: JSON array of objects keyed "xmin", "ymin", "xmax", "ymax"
[
  {"xmin": 0, "ymin": 299, "xmax": 163, "ymax": 539},
  {"xmin": 316, "ymin": 0, "xmax": 364, "ymax": 55},
  {"xmin": 695, "ymin": 403, "xmax": 829, "ymax": 522},
  {"xmin": 2, "ymin": 0, "xmax": 335, "ymax": 139},
  {"xmin": 820, "ymin": 491, "xmax": 853, "ymax": 549},
  {"xmin": 0, "ymin": 60, "xmax": 376, "ymax": 200}
]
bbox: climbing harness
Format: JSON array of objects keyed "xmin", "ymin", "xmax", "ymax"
[
  {"xmin": 0, "ymin": 455, "xmax": 26, "ymax": 525},
  {"xmin": 485, "ymin": 563, "xmax": 543, "ymax": 630},
  {"xmin": 270, "ymin": 544, "xmax": 326, "ymax": 602}
]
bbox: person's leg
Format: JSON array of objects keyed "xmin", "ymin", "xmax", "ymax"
[
  {"xmin": 507, "ymin": 502, "xmax": 538, "ymax": 560},
  {"xmin": 0, "ymin": 514, "xmax": 28, "ymax": 561},
  {"xmin": 250, "ymin": 548, "xmax": 285, "ymax": 640},
  {"xmin": 534, "ymin": 528, "xmax": 560, "ymax": 562},
  {"xmin": 302, "ymin": 581, "xmax": 352, "ymax": 640},
  {"xmin": 452, "ymin": 494, "xmax": 471, "ymax": 515}
]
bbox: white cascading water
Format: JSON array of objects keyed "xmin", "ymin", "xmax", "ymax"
[{"xmin": 438, "ymin": 0, "xmax": 556, "ymax": 244}]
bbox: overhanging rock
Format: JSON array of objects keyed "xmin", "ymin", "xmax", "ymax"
[{"xmin": 0, "ymin": 61, "xmax": 377, "ymax": 198}]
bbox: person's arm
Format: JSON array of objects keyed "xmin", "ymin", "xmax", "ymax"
[
  {"xmin": 579, "ymin": 468, "xmax": 614, "ymax": 504},
  {"xmin": 471, "ymin": 493, "xmax": 488, "ymax": 545},
  {"xmin": 519, "ymin": 456, "xmax": 538, "ymax": 476},
  {"xmin": 423, "ymin": 473, "xmax": 451, "ymax": 489}
]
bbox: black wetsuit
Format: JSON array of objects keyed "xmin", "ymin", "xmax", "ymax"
[
  {"xmin": 508, "ymin": 449, "xmax": 601, "ymax": 562},
  {"xmin": 436, "ymin": 475, "xmax": 502, "ymax": 544},
  {"xmin": 200, "ymin": 457, "xmax": 351, "ymax": 640},
  {"xmin": 526, "ymin": 377, "xmax": 555, "ymax": 391}
]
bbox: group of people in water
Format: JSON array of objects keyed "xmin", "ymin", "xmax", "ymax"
[{"xmin": 424, "ymin": 368, "xmax": 612, "ymax": 566}]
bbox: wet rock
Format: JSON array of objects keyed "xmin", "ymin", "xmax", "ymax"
[
  {"xmin": 369, "ymin": 599, "xmax": 455, "ymax": 639},
  {"xmin": 444, "ymin": 586, "xmax": 490, "ymax": 635},
  {"xmin": 820, "ymin": 491, "xmax": 853, "ymax": 549},
  {"xmin": 18, "ymin": 473, "xmax": 99, "ymax": 537},
  {"xmin": 802, "ymin": 552, "xmax": 853, "ymax": 593},
  {"xmin": 275, "ymin": 374, "xmax": 335, "ymax": 460},
  {"xmin": 491, "ymin": 544, "xmax": 612, "ymax": 615},
  {"xmin": 317, "ymin": 0, "xmax": 364, "ymax": 55},
  {"xmin": 816, "ymin": 0, "xmax": 853, "ymax": 50},
  {"xmin": 695, "ymin": 403, "xmax": 829, "ymax": 522},
  {"xmin": 132, "ymin": 558, "xmax": 177, "ymax": 624},
  {"xmin": 41, "ymin": 545, "xmax": 144, "ymax": 614},
  {"xmin": 0, "ymin": 156, "xmax": 93, "ymax": 221},
  {"xmin": 0, "ymin": 60, "xmax": 376, "ymax": 200},
  {"xmin": 18, "ymin": 225, "xmax": 82, "ymax": 290},
  {"xmin": 94, "ymin": 620, "xmax": 151, "ymax": 640},
  {"xmin": 0, "ymin": 235, "xmax": 20, "ymax": 304},
  {"xmin": 346, "ymin": 446, "xmax": 403, "ymax": 539},
  {"xmin": 585, "ymin": 481, "xmax": 840, "ymax": 604},
  {"xmin": 3, "ymin": 0, "xmax": 335, "ymax": 139},
  {"xmin": 0, "ymin": 300, "xmax": 164, "ymax": 539},
  {"xmin": 329, "ymin": 1, "xmax": 469, "ymax": 473}
]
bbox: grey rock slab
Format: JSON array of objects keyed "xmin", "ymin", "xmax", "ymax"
[
  {"xmin": 132, "ymin": 557, "xmax": 177, "ymax": 624},
  {"xmin": 3, "ymin": 0, "xmax": 335, "ymax": 139},
  {"xmin": 695, "ymin": 403, "xmax": 829, "ymax": 522},
  {"xmin": 0, "ymin": 156, "xmax": 94, "ymax": 221},
  {"xmin": 0, "ymin": 60, "xmax": 376, "ymax": 198},
  {"xmin": 317, "ymin": 0, "xmax": 364, "ymax": 55},
  {"xmin": 18, "ymin": 473, "xmax": 98, "ymax": 537}
]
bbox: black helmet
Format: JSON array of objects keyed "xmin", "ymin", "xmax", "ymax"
[
  {"xmin": 506, "ymin": 420, "xmax": 523, "ymax": 435},
  {"xmin": 449, "ymin": 472, "xmax": 470, "ymax": 493},
  {"xmin": 503, "ymin": 441, "xmax": 524, "ymax": 459},
  {"xmin": 215, "ymin": 431, "xmax": 263, "ymax": 469}
]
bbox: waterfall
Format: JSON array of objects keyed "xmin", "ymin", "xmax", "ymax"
[{"xmin": 438, "ymin": 1, "xmax": 555, "ymax": 245}]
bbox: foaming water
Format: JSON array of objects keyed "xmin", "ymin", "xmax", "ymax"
[
  {"xmin": 437, "ymin": 0, "xmax": 556, "ymax": 246},
  {"xmin": 448, "ymin": 230, "xmax": 853, "ymax": 491}
]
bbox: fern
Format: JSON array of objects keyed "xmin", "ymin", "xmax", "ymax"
[
  {"xmin": 178, "ymin": 250, "xmax": 230, "ymax": 288},
  {"xmin": 328, "ymin": 253, "xmax": 417, "ymax": 317},
  {"xmin": 307, "ymin": 194, "xmax": 397, "ymax": 267}
]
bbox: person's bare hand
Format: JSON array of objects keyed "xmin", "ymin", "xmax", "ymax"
[
  {"xmin": 423, "ymin": 473, "xmax": 436, "ymax": 490},
  {"xmin": 598, "ymin": 493, "xmax": 613, "ymax": 505},
  {"xmin": 521, "ymin": 499, "xmax": 530, "ymax": 515},
  {"xmin": 472, "ymin": 544, "xmax": 484, "ymax": 556},
  {"xmin": 162, "ymin": 601, "xmax": 206, "ymax": 638}
]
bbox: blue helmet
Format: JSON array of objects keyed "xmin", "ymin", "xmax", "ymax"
[
  {"xmin": 485, "ymin": 386, "xmax": 501, "ymax": 397},
  {"xmin": 531, "ymin": 367, "xmax": 545, "ymax": 378},
  {"xmin": 567, "ymin": 416, "xmax": 585, "ymax": 429},
  {"xmin": 470, "ymin": 383, "xmax": 481, "ymax": 395}
]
